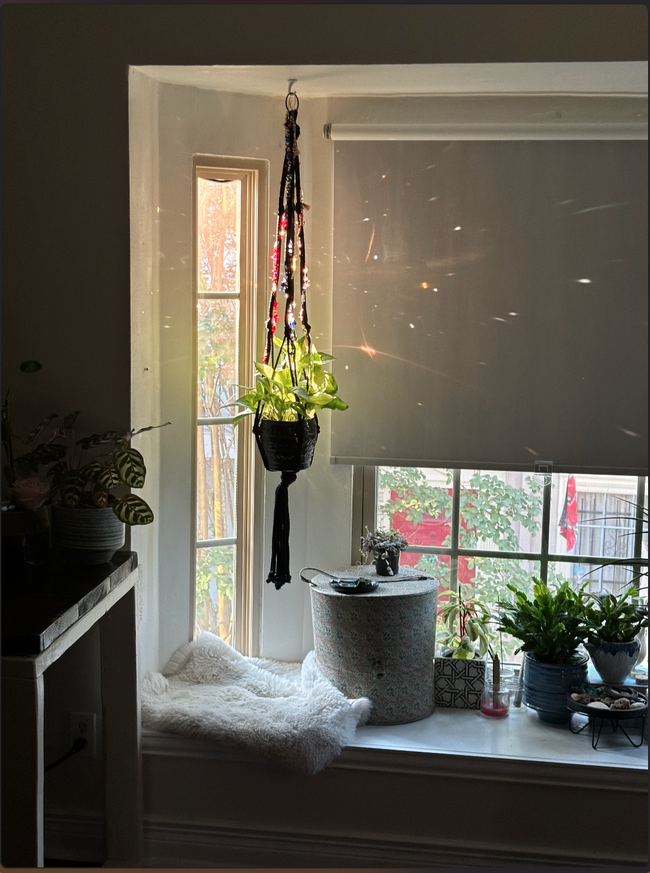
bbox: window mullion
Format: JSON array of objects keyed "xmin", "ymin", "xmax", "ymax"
[
  {"xmin": 539, "ymin": 472, "xmax": 552, "ymax": 583},
  {"xmin": 449, "ymin": 469, "xmax": 461, "ymax": 593},
  {"xmin": 634, "ymin": 476, "xmax": 646, "ymax": 560}
]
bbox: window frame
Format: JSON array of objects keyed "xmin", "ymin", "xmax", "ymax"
[
  {"xmin": 192, "ymin": 157, "xmax": 268, "ymax": 655},
  {"xmin": 352, "ymin": 466, "xmax": 648, "ymax": 594}
]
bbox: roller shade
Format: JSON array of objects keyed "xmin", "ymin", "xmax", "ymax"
[{"xmin": 330, "ymin": 140, "xmax": 648, "ymax": 474}]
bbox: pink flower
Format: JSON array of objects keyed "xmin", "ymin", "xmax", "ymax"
[{"xmin": 13, "ymin": 477, "xmax": 50, "ymax": 511}]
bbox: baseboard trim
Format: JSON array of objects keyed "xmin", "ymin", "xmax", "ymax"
[
  {"xmin": 143, "ymin": 816, "xmax": 649, "ymax": 868},
  {"xmin": 44, "ymin": 810, "xmax": 105, "ymax": 864}
]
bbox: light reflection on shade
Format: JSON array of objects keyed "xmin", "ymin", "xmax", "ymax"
[{"xmin": 577, "ymin": 278, "xmax": 592, "ymax": 284}]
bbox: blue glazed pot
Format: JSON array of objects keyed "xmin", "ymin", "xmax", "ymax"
[
  {"xmin": 522, "ymin": 652, "xmax": 589, "ymax": 724},
  {"xmin": 585, "ymin": 638, "xmax": 641, "ymax": 685}
]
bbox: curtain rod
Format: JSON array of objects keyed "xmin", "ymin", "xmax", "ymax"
[{"xmin": 323, "ymin": 122, "xmax": 648, "ymax": 141}]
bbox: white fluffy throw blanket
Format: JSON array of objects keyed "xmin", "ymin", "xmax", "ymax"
[{"xmin": 141, "ymin": 632, "xmax": 371, "ymax": 775}]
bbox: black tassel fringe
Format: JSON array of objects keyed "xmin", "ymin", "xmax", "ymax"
[{"xmin": 266, "ymin": 471, "xmax": 297, "ymax": 589}]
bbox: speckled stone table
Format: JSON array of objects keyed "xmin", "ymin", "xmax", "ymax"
[
  {"xmin": 310, "ymin": 567, "xmax": 439, "ymax": 725},
  {"xmin": 1, "ymin": 551, "xmax": 141, "ymax": 867}
]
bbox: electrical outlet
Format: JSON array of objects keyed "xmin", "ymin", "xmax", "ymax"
[{"xmin": 69, "ymin": 711, "xmax": 97, "ymax": 757}]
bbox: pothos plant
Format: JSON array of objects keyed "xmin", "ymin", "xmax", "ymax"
[
  {"xmin": 437, "ymin": 584, "xmax": 496, "ymax": 660},
  {"xmin": 226, "ymin": 336, "xmax": 348, "ymax": 423},
  {"xmin": 17, "ymin": 412, "xmax": 170, "ymax": 525}
]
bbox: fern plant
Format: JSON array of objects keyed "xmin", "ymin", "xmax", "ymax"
[{"xmin": 18, "ymin": 412, "xmax": 169, "ymax": 525}]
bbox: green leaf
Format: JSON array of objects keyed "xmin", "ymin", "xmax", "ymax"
[
  {"xmin": 113, "ymin": 493, "xmax": 154, "ymax": 525},
  {"xmin": 77, "ymin": 431, "xmax": 121, "ymax": 450},
  {"xmin": 61, "ymin": 472, "xmax": 85, "ymax": 507},
  {"xmin": 19, "ymin": 360, "xmax": 42, "ymax": 373},
  {"xmin": 254, "ymin": 362, "xmax": 275, "ymax": 379},
  {"xmin": 114, "ymin": 448, "xmax": 146, "ymax": 488}
]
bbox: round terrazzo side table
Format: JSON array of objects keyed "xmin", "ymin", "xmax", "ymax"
[{"xmin": 309, "ymin": 567, "xmax": 439, "ymax": 725}]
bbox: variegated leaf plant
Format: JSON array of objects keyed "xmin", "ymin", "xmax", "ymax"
[{"xmin": 17, "ymin": 413, "xmax": 170, "ymax": 525}]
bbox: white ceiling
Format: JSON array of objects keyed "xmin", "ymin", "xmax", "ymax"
[{"xmin": 135, "ymin": 63, "xmax": 648, "ymax": 97}]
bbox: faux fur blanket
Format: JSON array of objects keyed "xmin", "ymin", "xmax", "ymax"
[{"xmin": 141, "ymin": 632, "xmax": 371, "ymax": 775}]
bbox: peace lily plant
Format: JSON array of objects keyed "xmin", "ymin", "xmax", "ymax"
[{"xmin": 227, "ymin": 336, "xmax": 348, "ymax": 423}]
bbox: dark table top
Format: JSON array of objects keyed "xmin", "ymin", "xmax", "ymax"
[{"xmin": 1, "ymin": 550, "xmax": 138, "ymax": 656}]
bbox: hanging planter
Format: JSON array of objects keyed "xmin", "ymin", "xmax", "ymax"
[
  {"xmin": 226, "ymin": 84, "xmax": 348, "ymax": 590},
  {"xmin": 254, "ymin": 417, "xmax": 319, "ymax": 473}
]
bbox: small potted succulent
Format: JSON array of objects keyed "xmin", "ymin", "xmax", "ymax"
[
  {"xmin": 17, "ymin": 411, "xmax": 169, "ymax": 564},
  {"xmin": 435, "ymin": 585, "xmax": 496, "ymax": 709},
  {"xmin": 227, "ymin": 336, "xmax": 347, "ymax": 473},
  {"xmin": 360, "ymin": 527, "xmax": 408, "ymax": 576},
  {"xmin": 497, "ymin": 578, "xmax": 590, "ymax": 724},
  {"xmin": 581, "ymin": 584, "xmax": 648, "ymax": 684}
]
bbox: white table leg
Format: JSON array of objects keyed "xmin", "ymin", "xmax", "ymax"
[
  {"xmin": 1, "ymin": 670, "xmax": 45, "ymax": 867},
  {"xmin": 100, "ymin": 586, "xmax": 142, "ymax": 866}
]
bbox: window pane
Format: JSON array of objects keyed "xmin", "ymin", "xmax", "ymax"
[
  {"xmin": 378, "ymin": 466, "xmax": 453, "ymax": 547},
  {"xmin": 196, "ymin": 425, "xmax": 237, "ymax": 541},
  {"xmin": 474, "ymin": 557, "xmax": 541, "ymax": 663},
  {"xmin": 198, "ymin": 299, "xmax": 240, "ymax": 419},
  {"xmin": 197, "ymin": 177, "xmax": 240, "ymax": 295},
  {"xmin": 548, "ymin": 473, "xmax": 639, "ymax": 558},
  {"xmin": 549, "ymin": 559, "xmax": 642, "ymax": 598},
  {"xmin": 459, "ymin": 470, "xmax": 543, "ymax": 553},
  {"xmin": 195, "ymin": 544, "xmax": 235, "ymax": 643}
]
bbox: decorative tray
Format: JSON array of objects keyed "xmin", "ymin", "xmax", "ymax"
[{"xmin": 567, "ymin": 684, "xmax": 647, "ymax": 720}]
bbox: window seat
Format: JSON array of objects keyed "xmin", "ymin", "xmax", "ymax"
[{"xmin": 142, "ymin": 699, "xmax": 647, "ymax": 781}]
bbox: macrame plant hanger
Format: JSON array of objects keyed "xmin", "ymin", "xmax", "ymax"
[{"xmin": 253, "ymin": 83, "xmax": 318, "ymax": 590}]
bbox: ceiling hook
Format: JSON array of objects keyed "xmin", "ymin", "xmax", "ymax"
[{"xmin": 286, "ymin": 79, "xmax": 299, "ymax": 112}]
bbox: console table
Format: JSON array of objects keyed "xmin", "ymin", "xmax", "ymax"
[{"xmin": 1, "ymin": 551, "xmax": 142, "ymax": 867}]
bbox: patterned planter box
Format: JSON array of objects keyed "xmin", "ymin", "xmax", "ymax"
[{"xmin": 434, "ymin": 656, "xmax": 486, "ymax": 709}]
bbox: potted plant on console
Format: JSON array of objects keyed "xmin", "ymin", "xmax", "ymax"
[
  {"xmin": 360, "ymin": 528, "xmax": 408, "ymax": 577},
  {"xmin": 497, "ymin": 578, "xmax": 589, "ymax": 724},
  {"xmin": 582, "ymin": 584, "xmax": 648, "ymax": 685},
  {"xmin": 20, "ymin": 412, "xmax": 169, "ymax": 564},
  {"xmin": 434, "ymin": 584, "xmax": 496, "ymax": 709}
]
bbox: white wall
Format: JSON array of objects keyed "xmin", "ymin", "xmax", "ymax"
[{"xmin": 130, "ymin": 76, "xmax": 357, "ymax": 669}]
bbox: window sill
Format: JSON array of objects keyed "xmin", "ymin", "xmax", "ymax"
[{"xmin": 142, "ymin": 702, "xmax": 647, "ymax": 789}]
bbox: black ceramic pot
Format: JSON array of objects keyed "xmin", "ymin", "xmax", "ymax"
[
  {"xmin": 374, "ymin": 551, "xmax": 400, "ymax": 577},
  {"xmin": 253, "ymin": 417, "xmax": 319, "ymax": 473}
]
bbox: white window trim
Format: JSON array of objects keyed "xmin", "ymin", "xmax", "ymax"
[{"xmin": 192, "ymin": 156, "xmax": 269, "ymax": 656}]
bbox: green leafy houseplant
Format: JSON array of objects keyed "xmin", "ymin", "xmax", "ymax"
[
  {"xmin": 226, "ymin": 336, "xmax": 348, "ymax": 424},
  {"xmin": 497, "ymin": 578, "xmax": 589, "ymax": 665},
  {"xmin": 582, "ymin": 584, "xmax": 648, "ymax": 645},
  {"xmin": 360, "ymin": 528, "xmax": 408, "ymax": 562},
  {"xmin": 19, "ymin": 412, "xmax": 169, "ymax": 525},
  {"xmin": 438, "ymin": 585, "xmax": 496, "ymax": 660}
]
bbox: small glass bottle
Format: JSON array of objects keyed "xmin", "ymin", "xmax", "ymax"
[{"xmin": 480, "ymin": 682, "xmax": 511, "ymax": 718}]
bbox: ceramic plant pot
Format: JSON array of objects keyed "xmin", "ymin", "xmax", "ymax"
[
  {"xmin": 585, "ymin": 638, "xmax": 642, "ymax": 685},
  {"xmin": 253, "ymin": 417, "xmax": 319, "ymax": 472},
  {"xmin": 374, "ymin": 550, "xmax": 401, "ymax": 577},
  {"xmin": 522, "ymin": 651, "xmax": 589, "ymax": 724},
  {"xmin": 52, "ymin": 504, "xmax": 125, "ymax": 564}
]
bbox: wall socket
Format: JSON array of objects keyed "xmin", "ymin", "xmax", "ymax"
[{"xmin": 69, "ymin": 711, "xmax": 97, "ymax": 757}]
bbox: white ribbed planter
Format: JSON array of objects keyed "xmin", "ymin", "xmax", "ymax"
[{"xmin": 52, "ymin": 504, "xmax": 125, "ymax": 564}]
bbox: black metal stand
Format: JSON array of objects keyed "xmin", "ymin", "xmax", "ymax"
[{"xmin": 569, "ymin": 711, "xmax": 648, "ymax": 750}]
